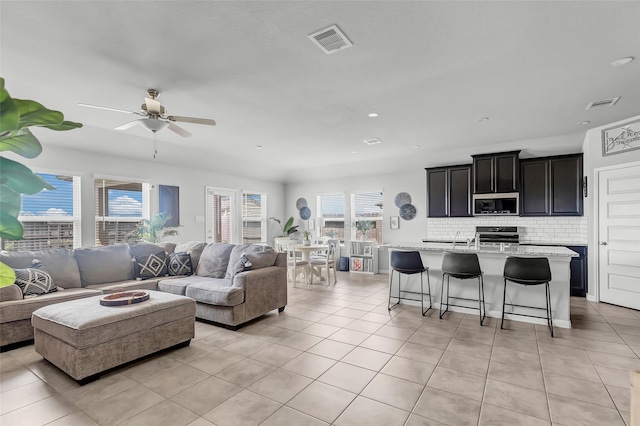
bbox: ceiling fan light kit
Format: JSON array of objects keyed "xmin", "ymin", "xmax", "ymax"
[{"xmin": 79, "ymin": 89, "xmax": 216, "ymax": 137}]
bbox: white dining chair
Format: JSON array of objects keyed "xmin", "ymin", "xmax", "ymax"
[
  {"xmin": 310, "ymin": 240, "xmax": 338, "ymax": 284},
  {"xmin": 286, "ymin": 244, "xmax": 308, "ymax": 284}
]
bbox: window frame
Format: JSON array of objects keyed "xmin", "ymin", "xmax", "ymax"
[
  {"xmin": 242, "ymin": 191, "xmax": 268, "ymax": 245},
  {"xmin": 317, "ymin": 192, "xmax": 346, "ymax": 243}
]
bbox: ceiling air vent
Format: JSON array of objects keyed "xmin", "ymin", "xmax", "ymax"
[
  {"xmin": 363, "ymin": 138, "xmax": 383, "ymax": 145},
  {"xmin": 586, "ymin": 97, "xmax": 620, "ymax": 110},
  {"xmin": 308, "ymin": 25, "xmax": 353, "ymax": 54}
]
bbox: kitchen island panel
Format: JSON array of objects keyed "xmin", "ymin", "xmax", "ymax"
[{"xmin": 384, "ymin": 243, "xmax": 574, "ymax": 328}]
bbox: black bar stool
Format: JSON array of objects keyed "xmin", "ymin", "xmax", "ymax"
[
  {"xmin": 439, "ymin": 251, "xmax": 485, "ymax": 325},
  {"xmin": 388, "ymin": 250, "xmax": 432, "ymax": 315},
  {"xmin": 502, "ymin": 256, "xmax": 554, "ymax": 337}
]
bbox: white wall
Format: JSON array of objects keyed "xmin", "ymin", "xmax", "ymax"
[
  {"xmin": 582, "ymin": 115, "xmax": 640, "ymax": 298},
  {"xmin": 17, "ymin": 145, "xmax": 286, "ymax": 247}
]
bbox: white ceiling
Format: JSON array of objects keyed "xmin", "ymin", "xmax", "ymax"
[{"xmin": 2, "ymin": 1, "xmax": 638, "ymax": 183}]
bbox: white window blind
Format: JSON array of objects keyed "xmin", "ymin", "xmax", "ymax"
[
  {"xmin": 94, "ymin": 178, "xmax": 150, "ymax": 246},
  {"xmin": 2, "ymin": 173, "xmax": 81, "ymax": 251},
  {"xmin": 317, "ymin": 193, "xmax": 345, "ymax": 242},
  {"xmin": 242, "ymin": 192, "xmax": 267, "ymax": 244},
  {"xmin": 351, "ymin": 191, "xmax": 384, "ymax": 244}
]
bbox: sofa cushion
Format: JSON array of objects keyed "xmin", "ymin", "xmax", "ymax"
[
  {"xmin": 196, "ymin": 243, "xmax": 234, "ymax": 278},
  {"xmin": 0, "ymin": 248, "xmax": 82, "ymax": 289},
  {"xmin": 168, "ymin": 252, "xmax": 192, "ymax": 276},
  {"xmin": 84, "ymin": 279, "xmax": 159, "ymax": 293},
  {"xmin": 157, "ymin": 242, "xmax": 177, "ymax": 254},
  {"xmin": 185, "ymin": 279, "xmax": 244, "ymax": 307},
  {"xmin": 133, "ymin": 251, "xmax": 168, "ymax": 280},
  {"xmin": 129, "ymin": 242, "xmax": 167, "ymax": 258},
  {"xmin": 158, "ymin": 275, "xmax": 211, "ymax": 296},
  {"xmin": 0, "ymin": 288, "xmax": 101, "ymax": 323},
  {"xmin": 75, "ymin": 244, "xmax": 134, "ymax": 287},
  {"xmin": 14, "ymin": 261, "xmax": 57, "ymax": 296},
  {"xmin": 226, "ymin": 245, "xmax": 279, "ymax": 279},
  {"xmin": 174, "ymin": 241, "xmax": 207, "ymax": 271}
]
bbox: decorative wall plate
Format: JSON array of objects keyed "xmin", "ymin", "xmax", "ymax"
[
  {"xmin": 299, "ymin": 206, "xmax": 311, "ymax": 220},
  {"xmin": 399, "ymin": 203, "xmax": 416, "ymax": 220},
  {"xmin": 296, "ymin": 198, "xmax": 308, "ymax": 210},
  {"xmin": 394, "ymin": 192, "xmax": 412, "ymax": 208}
]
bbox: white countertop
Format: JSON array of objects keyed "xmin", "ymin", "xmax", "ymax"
[{"xmin": 382, "ymin": 242, "xmax": 577, "ymax": 257}]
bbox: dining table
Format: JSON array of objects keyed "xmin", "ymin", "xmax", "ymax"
[{"xmin": 292, "ymin": 243, "xmax": 329, "ymax": 284}]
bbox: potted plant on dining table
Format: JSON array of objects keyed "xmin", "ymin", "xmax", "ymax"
[{"xmin": 302, "ymin": 230, "xmax": 312, "ymax": 246}]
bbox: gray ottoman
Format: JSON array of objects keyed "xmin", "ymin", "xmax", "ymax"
[{"xmin": 32, "ymin": 290, "xmax": 196, "ymax": 384}]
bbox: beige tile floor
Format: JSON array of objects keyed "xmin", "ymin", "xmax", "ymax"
[{"xmin": 1, "ymin": 272, "xmax": 639, "ymax": 425}]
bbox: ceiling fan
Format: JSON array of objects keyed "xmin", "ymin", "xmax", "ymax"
[{"xmin": 79, "ymin": 89, "xmax": 216, "ymax": 137}]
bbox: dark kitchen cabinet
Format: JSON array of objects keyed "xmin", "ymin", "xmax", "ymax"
[
  {"xmin": 551, "ymin": 155, "xmax": 583, "ymax": 216},
  {"xmin": 520, "ymin": 154, "xmax": 583, "ymax": 216},
  {"xmin": 520, "ymin": 159, "xmax": 550, "ymax": 215},
  {"xmin": 426, "ymin": 165, "xmax": 472, "ymax": 217},
  {"xmin": 567, "ymin": 245, "xmax": 588, "ymax": 297},
  {"xmin": 472, "ymin": 151, "xmax": 520, "ymax": 193}
]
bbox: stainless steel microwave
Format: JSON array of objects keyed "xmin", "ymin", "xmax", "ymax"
[{"xmin": 472, "ymin": 193, "xmax": 519, "ymax": 215}]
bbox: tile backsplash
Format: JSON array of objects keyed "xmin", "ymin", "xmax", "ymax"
[{"xmin": 426, "ymin": 216, "xmax": 588, "ymax": 245}]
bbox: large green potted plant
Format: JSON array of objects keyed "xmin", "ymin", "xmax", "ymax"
[
  {"xmin": 0, "ymin": 78, "xmax": 82, "ymax": 287},
  {"xmin": 125, "ymin": 212, "xmax": 180, "ymax": 243},
  {"xmin": 269, "ymin": 216, "xmax": 299, "ymax": 237}
]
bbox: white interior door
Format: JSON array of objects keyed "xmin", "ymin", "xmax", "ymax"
[
  {"xmin": 598, "ymin": 163, "xmax": 640, "ymax": 309},
  {"xmin": 205, "ymin": 187, "xmax": 237, "ymax": 244}
]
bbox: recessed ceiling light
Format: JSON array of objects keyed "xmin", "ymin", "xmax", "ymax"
[
  {"xmin": 350, "ymin": 151, "xmax": 358, "ymax": 154},
  {"xmin": 478, "ymin": 117, "xmax": 490, "ymax": 122},
  {"xmin": 412, "ymin": 145, "xmax": 421, "ymax": 149},
  {"xmin": 576, "ymin": 121, "xmax": 591, "ymax": 126},
  {"xmin": 611, "ymin": 57, "xmax": 634, "ymax": 67},
  {"xmin": 256, "ymin": 145, "xmax": 263, "ymax": 149},
  {"xmin": 363, "ymin": 138, "xmax": 383, "ymax": 145},
  {"xmin": 368, "ymin": 112, "xmax": 379, "ymax": 118}
]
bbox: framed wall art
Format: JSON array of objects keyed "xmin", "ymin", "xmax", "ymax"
[
  {"xmin": 158, "ymin": 185, "xmax": 180, "ymax": 227},
  {"xmin": 602, "ymin": 118, "xmax": 640, "ymax": 156}
]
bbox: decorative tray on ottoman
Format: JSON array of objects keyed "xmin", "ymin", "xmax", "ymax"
[{"xmin": 100, "ymin": 291, "xmax": 150, "ymax": 306}]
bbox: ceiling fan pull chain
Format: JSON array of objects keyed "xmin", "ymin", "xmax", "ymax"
[{"xmin": 153, "ymin": 134, "xmax": 158, "ymax": 159}]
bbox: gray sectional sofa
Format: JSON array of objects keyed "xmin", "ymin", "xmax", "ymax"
[{"xmin": 0, "ymin": 241, "xmax": 287, "ymax": 348}]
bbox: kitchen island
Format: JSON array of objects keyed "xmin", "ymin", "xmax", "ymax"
[{"xmin": 383, "ymin": 242, "xmax": 577, "ymax": 328}]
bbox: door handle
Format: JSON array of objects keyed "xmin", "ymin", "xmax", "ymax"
[{"xmin": 600, "ymin": 242, "xmax": 608, "ymax": 245}]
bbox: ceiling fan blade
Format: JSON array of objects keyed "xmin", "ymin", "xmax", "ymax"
[
  {"xmin": 79, "ymin": 103, "xmax": 143, "ymax": 115},
  {"xmin": 144, "ymin": 97, "xmax": 162, "ymax": 114},
  {"xmin": 167, "ymin": 122, "xmax": 192, "ymax": 137},
  {"xmin": 167, "ymin": 116, "xmax": 216, "ymax": 126},
  {"xmin": 115, "ymin": 120, "xmax": 140, "ymax": 131}
]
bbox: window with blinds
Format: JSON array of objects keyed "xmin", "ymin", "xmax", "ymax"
[
  {"xmin": 317, "ymin": 193, "xmax": 345, "ymax": 242},
  {"xmin": 242, "ymin": 193, "xmax": 267, "ymax": 245},
  {"xmin": 1, "ymin": 173, "xmax": 81, "ymax": 251},
  {"xmin": 352, "ymin": 191, "xmax": 384, "ymax": 244},
  {"xmin": 94, "ymin": 178, "xmax": 150, "ymax": 246}
]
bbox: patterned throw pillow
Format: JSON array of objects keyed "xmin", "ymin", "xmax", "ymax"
[
  {"xmin": 133, "ymin": 251, "xmax": 168, "ymax": 280},
  {"xmin": 14, "ymin": 260, "xmax": 57, "ymax": 296},
  {"xmin": 168, "ymin": 252, "xmax": 193, "ymax": 276}
]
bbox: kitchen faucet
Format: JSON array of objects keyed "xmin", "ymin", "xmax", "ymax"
[{"xmin": 452, "ymin": 230, "xmax": 460, "ymax": 248}]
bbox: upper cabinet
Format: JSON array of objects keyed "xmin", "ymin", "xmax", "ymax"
[
  {"xmin": 472, "ymin": 151, "xmax": 520, "ymax": 193},
  {"xmin": 426, "ymin": 165, "xmax": 472, "ymax": 217},
  {"xmin": 520, "ymin": 153, "xmax": 583, "ymax": 216}
]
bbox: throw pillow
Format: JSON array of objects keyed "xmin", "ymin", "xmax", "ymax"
[
  {"xmin": 168, "ymin": 252, "xmax": 193, "ymax": 276},
  {"xmin": 196, "ymin": 243, "xmax": 235, "ymax": 278},
  {"xmin": 14, "ymin": 260, "xmax": 57, "ymax": 296},
  {"xmin": 133, "ymin": 251, "xmax": 168, "ymax": 280}
]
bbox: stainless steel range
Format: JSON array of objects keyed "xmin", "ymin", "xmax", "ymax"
[{"xmin": 476, "ymin": 226, "xmax": 520, "ymax": 246}]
